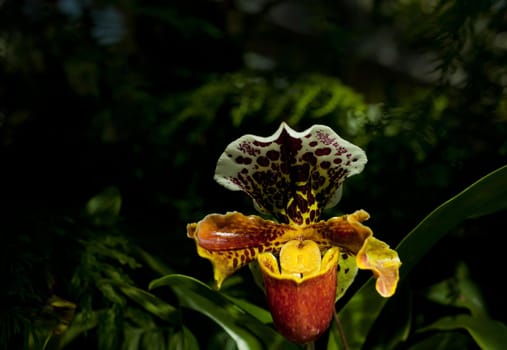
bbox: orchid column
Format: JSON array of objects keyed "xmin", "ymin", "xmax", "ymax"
[{"xmin": 187, "ymin": 123, "xmax": 401, "ymax": 344}]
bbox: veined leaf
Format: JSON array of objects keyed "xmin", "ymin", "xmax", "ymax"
[{"xmin": 337, "ymin": 164, "xmax": 507, "ymax": 349}]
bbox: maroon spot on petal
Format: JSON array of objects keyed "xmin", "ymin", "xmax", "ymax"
[
  {"xmin": 309, "ymin": 209, "xmax": 316, "ymax": 222},
  {"xmin": 320, "ymin": 161, "xmax": 331, "ymax": 169},
  {"xmin": 336, "ymin": 146, "xmax": 347, "ymax": 156},
  {"xmin": 280, "ymin": 162, "xmax": 290, "ymax": 174},
  {"xmin": 257, "ymin": 156, "xmax": 270, "ymax": 167},
  {"xmin": 267, "ymin": 150, "xmax": 280, "ymax": 161},
  {"xmin": 315, "ymin": 130, "xmax": 334, "ymax": 145},
  {"xmin": 315, "ymin": 147, "xmax": 332, "ymax": 156},
  {"xmin": 302, "ymin": 152, "xmax": 317, "ymax": 166},
  {"xmin": 289, "ymin": 139, "xmax": 303, "ymax": 152},
  {"xmin": 238, "ymin": 142, "xmax": 261, "ymax": 156},
  {"xmin": 235, "ymin": 156, "xmax": 253, "ymax": 164},
  {"xmin": 309, "ymin": 141, "xmax": 318, "ymax": 147},
  {"xmin": 312, "ymin": 173, "xmax": 326, "ymax": 190},
  {"xmin": 296, "ymin": 193, "xmax": 308, "ymax": 213},
  {"xmin": 333, "ymin": 158, "xmax": 342, "ymax": 164},
  {"xmin": 253, "ymin": 140, "xmax": 272, "ymax": 147},
  {"xmin": 291, "ymin": 164, "xmax": 310, "ymax": 182},
  {"xmin": 287, "ymin": 199, "xmax": 304, "ymax": 224},
  {"xmin": 307, "ymin": 192, "xmax": 316, "ymax": 205}
]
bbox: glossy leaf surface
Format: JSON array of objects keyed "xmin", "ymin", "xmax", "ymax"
[{"xmin": 149, "ymin": 274, "xmax": 298, "ymax": 350}]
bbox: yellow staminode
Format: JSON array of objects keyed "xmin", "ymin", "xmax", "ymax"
[{"xmin": 279, "ymin": 240, "xmax": 321, "ymax": 278}]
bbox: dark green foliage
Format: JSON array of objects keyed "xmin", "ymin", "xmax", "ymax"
[{"xmin": 1, "ymin": 0, "xmax": 506, "ymax": 349}]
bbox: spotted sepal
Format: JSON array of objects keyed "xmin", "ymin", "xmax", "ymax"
[{"xmin": 214, "ymin": 123, "xmax": 367, "ymax": 225}]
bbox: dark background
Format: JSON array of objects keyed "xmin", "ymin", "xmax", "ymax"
[{"xmin": 1, "ymin": 0, "xmax": 506, "ymax": 348}]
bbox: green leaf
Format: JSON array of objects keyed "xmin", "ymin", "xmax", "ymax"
[
  {"xmin": 362, "ymin": 283, "xmax": 413, "ymax": 349},
  {"xmin": 118, "ymin": 285, "xmax": 179, "ymax": 324},
  {"xmin": 135, "ymin": 247, "xmax": 175, "ymax": 276},
  {"xmin": 149, "ymin": 274, "xmax": 297, "ymax": 350},
  {"xmin": 424, "ymin": 262, "xmax": 488, "ymax": 318},
  {"xmin": 419, "ymin": 314, "xmax": 507, "ymax": 350},
  {"xmin": 338, "ymin": 164, "xmax": 507, "ymax": 349},
  {"xmin": 59, "ymin": 311, "xmax": 102, "ymax": 347},
  {"xmin": 207, "ymin": 330, "xmax": 240, "ymax": 350},
  {"xmin": 123, "ymin": 327, "xmax": 143, "ymax": 350},
  {"xmin": 140, "ymin": 330, "xmax": 166, "ymax": 350},
  {"xmin": 406, "ymin": 331, "xmax": 473, "ymax": 350},
  {"xmin": 85, "ymin": 186, "xmax": 122, "ymax": 226},
  {"xmin": 168, "ymin": 326, "xmax": 200, "ymax": 350},
  {"xmin": 223, "ymin": 295, "xmax": 273, "ymax": 324}
]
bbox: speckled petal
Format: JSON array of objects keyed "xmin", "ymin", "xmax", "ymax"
[
  {"xmin": 214, "ymin": 123, "xmax": 367, "ymax": 225},
  {"xmin": 304, "ymin": 210, "xmax": 400, "ymax": 298},
  {"xmin": 309, "ymin": 210, "xmax": 373, "ymax": 252},
  {"xmin": 187, "ymin": 212, "xmax": 297, "ymax": 288}
]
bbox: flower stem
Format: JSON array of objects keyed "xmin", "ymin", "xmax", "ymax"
[
  {"xmin": 334, "ymin": 313, "xmax": 350, "ymax": 350},
  {"xmin": 305, "ymin": 341, "xmax": 315, "ymax": 350}
]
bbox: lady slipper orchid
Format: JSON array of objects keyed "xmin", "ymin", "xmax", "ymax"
[{"xmin": 187, "ymin": 123, "xmax": 401, "ymax": 344}]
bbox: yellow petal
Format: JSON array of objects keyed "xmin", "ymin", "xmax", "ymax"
[{"xmin": 356, "ymin": 236, "xmax": 401, "ymax": 297}]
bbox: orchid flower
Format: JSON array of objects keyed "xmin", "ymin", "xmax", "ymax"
[{"xmin": 187, "ymin": 123, "xmax": 401, "ymax": 344}]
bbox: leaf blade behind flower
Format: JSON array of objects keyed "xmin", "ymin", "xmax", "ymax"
[
  {"xmin": 149, "ymin": 274, "xmax": 298, "ymax": 350},
  {"xmin": 337, "ymin": 164, "xmax": 507, "ymax": 349}
]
